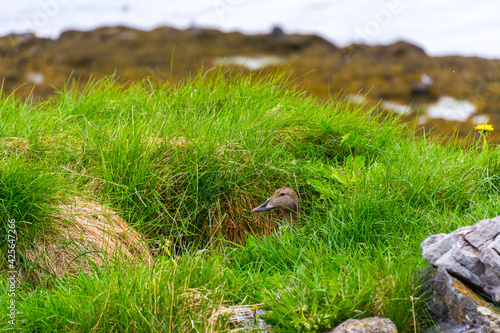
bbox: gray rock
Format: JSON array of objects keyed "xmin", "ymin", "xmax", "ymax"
[
  {"xmin": 464, "ymin": 218, "xmax": 500, "ymax": 251},
  {"xmin": 228, "ymin": 308, "xmax": 273, "ymax": 332},
  {"xmin": 421, "ymin": 265, "xmax": 500, "ymax": 332},
  {"xmin": 421, "ymin": 216, "xmax": 500, "ymax": 302},
  {"xmin": 324, "ymin": 317, "xmax": 397, "ymax": 333}
]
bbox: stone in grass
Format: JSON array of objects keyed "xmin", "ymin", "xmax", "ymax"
[
  {"xmin": 421, "ymin": 265, "xmax": 500, "ymax": 333},
  {"xmin": 228, "ymin": 308, "xmax": 273, "ymax": 332},
  {"xmin": 421, "ymin": 215, "xmax": 500, "ymax": 303},
  {"xmin": 324, "ymin": 317, "xmax": 397, "ymax": 333}
]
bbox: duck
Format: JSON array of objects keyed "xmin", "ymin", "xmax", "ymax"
[{"xmin": 252, "ymin": 187, "xmax": 300, "ymax": 225}]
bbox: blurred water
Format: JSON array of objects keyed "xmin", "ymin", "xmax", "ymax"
[
  {"xmin": 426, "ymin": 97, "xmax": 477, "ymax": 122},
  {"xmin": 2, "ymin": 0, "xmax": 500, "ymax": 58},
  {"xmin": 213, "ymin": 56, "xmax": 287, "ymax": 70}
]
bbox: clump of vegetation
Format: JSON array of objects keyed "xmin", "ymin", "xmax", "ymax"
[
  {"xmin": 0, "ymin": 161, "xmax": 63, "ymax": 249},
  {"xmin": 2, "ymin": 71, "xmax": 500, "ymax": 332}
]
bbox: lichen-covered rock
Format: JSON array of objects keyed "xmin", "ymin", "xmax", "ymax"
[
  {"xmin": 421, "ymin": 216, "xmax": 500, "ymax": 302},
  {"xmin": 421, "ymin": 265, "xmax": 500, "ymax": 332},
  {"xmin": 324, "ymin": 317, "xmax": 397, "ymax": 333}
]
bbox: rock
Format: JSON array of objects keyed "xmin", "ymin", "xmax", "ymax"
[
  {"xmin": 228, "ymin": 308, "xmax": 273, "ymax": 332},
  {"xmin": 421, "ymin": 265, "xmax": 500, "ymax": 332},
  {"xmin": 410, "ymin": 74, "xmax": 435, "ymax": 102},
  {"xmin": 269, "ymin": 25, "xmax": 285, "ymax": 39},
  {"xmin": 324, "ymin": 317, "xmax": 397, "ymax": 333},
  {"xmin": 421, "ymin": 216, "xmax": 500, "ymax": 302}
]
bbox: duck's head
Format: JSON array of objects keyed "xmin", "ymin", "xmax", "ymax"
[{"xmin": 252, "ymin": 187, "xmax": 300, "ymax": 224}]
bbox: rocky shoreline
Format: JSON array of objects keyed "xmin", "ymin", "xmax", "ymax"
[{"xmin": 1, "ymin": 26, "xmax": 500, "ymax": 140}]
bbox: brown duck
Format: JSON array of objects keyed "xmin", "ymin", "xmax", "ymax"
[{"xmin": 252, "ymin": 187, "xmax": 300, "ymax": 225}]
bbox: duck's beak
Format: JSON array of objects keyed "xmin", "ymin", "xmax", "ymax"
[{"xmin": 252, "ymin": 196, "xmax": 274, "ymax": 212}]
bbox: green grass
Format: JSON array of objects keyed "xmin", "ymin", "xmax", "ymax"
[
  {"xmin": 0, "ymin": 161, "xmax": 63, "ymax": 249},
  {"xmin": 1, "ymin": 70, "xmax": 500, "ymax": 332}
]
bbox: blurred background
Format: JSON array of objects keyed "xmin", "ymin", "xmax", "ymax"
[{"xmin": 2, "ymin": 0, "xmax": 500, "ymax": 140}]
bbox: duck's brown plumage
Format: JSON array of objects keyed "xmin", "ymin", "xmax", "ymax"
[{"xmin": 252, "ymin": 187, "xmax": 300, "ymax": 225}]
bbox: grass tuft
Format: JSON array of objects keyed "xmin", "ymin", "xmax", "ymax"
[{"xmin": 2, "ymin": 70, "xmax": 500, "ymax": 331}]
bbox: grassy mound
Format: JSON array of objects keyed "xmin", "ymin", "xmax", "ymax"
[{"xmin": 1, "ymin": 71, "xmax": 500, "ymax": 332}]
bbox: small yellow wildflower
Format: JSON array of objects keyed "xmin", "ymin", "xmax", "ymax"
[{"xmin": 474, "ymin": 124, "xmax": 494, "ymax": 132}]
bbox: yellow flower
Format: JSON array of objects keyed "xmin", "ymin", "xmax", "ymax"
[{"xmin": 474, "ymin": 124, "xmax": 494, "ymax": 132}]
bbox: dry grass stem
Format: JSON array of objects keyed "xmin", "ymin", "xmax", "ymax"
[{"xmin": 24, "ymin": 196, "xmax": 151, "ymax": 282}]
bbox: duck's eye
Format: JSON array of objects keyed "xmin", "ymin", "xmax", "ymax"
[{"xmin": 280, "ymin": 193, "xmax": 285, "ymax": 196}]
